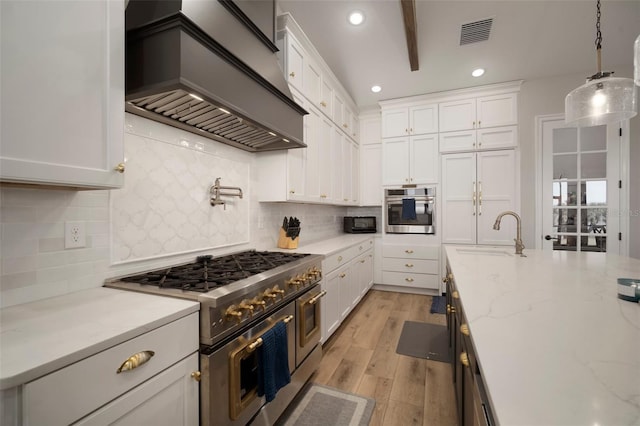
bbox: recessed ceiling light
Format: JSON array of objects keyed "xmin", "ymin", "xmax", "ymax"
[
  {"xmin": 472, "ymin": 68, "xmax": 485, "ymax": 77},
  {"xmin": 371, "ymin": 85, "xmax": 382, "ymax": 93},
  {"xmin": 348, "ymin": 11, "xmax": 364, "ymax": 26}
]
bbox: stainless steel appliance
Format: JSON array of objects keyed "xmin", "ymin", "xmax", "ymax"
[
  {"xmin": 385, "ymin": 187, "xmax": 436, "ymax": 234},
  {"xmin": 343, "ymin": 216, "xmax": 377, "ymax": 234},
  {"xmin": 125, "ymin": 0, "xmax": 307, "ymax": 152},
  {"xmin": 105, "ymin": 250, "xmax": 325, "ymax": 426}
]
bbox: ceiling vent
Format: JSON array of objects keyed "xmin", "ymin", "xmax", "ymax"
[{"xmin": 460, "ymin": 18, "xmax": 493, "ymax": 45}]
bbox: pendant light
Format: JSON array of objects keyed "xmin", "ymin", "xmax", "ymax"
[{"xmin": 564, "ymin": 0, "xmax": 637, "ymax": 127}]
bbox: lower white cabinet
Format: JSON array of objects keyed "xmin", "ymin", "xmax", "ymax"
[
  {"xmin": 21, "ymin": 313, "xmax": 199, "ymax": 426},
  {"xmin": 321, "ymin": 239, "xmax": 374, "ymax": 343},
  {"xmin": 380, "ymin": 244, "xmax": 440, "ymax": 291}
]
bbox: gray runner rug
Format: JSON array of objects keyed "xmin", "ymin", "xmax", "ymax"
[
  {"xmin": 276, "ymin": 383, "xmax": 375, "ymax": 426},
  {"xmin": 396, "ymin": 321, "xmax": 452, "ymax": 363}
]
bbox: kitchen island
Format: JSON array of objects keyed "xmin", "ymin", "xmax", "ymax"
[{"xmin": 445, "ymin": 245, "xmax": 640, "ymax": 425}]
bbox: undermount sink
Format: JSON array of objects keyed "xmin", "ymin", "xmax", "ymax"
[{"xmin": 456, "ymin": 247, "xmax": 514, "ymax": 256}]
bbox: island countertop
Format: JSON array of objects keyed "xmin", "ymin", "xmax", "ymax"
[{"xmin": 444, "ymin": 245, "xmax": 640, "ymax": 426}]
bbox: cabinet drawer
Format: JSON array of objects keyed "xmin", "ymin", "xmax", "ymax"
[
  {"xmin": 439, "ymin": 130, "xmax": 476, "ymax": 153},
  {"xmin": 323, "ymin": 239, "xmax": 373, "ymax": 273},
  {"xmin": 23, "ymin": 313, "xmax": 198, "ymax": 426},
  {"xmin": 382, "ymin": 271, "xmax": 439, "ymax": 290},
  {"xmin": 382, "ymin": 258, "xmax": 439, "ymax": 274},
  {"xmin": 476, "ymin": 125, "xmax": 517, "ymax": 150},
  {"xmin": 382, "ymin": 244, "xmax": 439, "ymax": 260}
]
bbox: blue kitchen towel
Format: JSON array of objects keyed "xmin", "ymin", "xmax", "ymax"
[
  {"xmin": 430, "ymin": 295, "xmax": 447, "ymax": 314},
  {"xmin": 401, "ymin": 198, "xmax": 417, "ymax": 220},
  {"xmin": 257, "ymin": 321, "xmax": 291, "ymax": 402}
]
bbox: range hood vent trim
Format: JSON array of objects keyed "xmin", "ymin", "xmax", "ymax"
[{"xmin": 125, "ymin": 5, "xmax": 307, "ymax": 152}]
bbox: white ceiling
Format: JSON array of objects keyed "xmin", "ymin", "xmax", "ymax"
[{"xmin": 277, "ymin": 0, "xmax": 640, "ymax": 111}]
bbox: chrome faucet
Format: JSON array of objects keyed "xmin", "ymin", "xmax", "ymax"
[{"xmin": 493, "ymin": 211, "xmax": 525, "ymax": 256}]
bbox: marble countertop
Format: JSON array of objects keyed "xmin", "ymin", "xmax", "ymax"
[
  {"xmin": 444, "ymin": 245, "xmax": 640, "ymax": 426},
  {"xmin": 275, "ymin": 233, "xmax": 378, "ymax": 256},
  {"xmin": 0, "ymin": 288, "xmax": 199, "ymax": 390}
]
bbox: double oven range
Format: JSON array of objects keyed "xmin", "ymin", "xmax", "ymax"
[{"xmin": 105, "ymin": 250, "xmax": 325, "ymax": 426}]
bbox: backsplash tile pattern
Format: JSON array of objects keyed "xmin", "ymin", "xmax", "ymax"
[
  {"xmin": 111, "ymin": 119, "xmax": 250, "ymax": 263},
  {"xmin": 0, "ymin": 114, "xmax": 354, "ymax": 308},
  {"xmin": 0, "ymin": 189, "xmax": 110, "ymax": 307}
]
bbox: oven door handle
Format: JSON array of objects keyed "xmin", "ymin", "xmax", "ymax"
[
  {"xmin": 307, "ymin": 290, "xmax": 327, "ymax": 305},
  {"xmin": 246, "ymin": 314, "xmax": 294, "ymax": 353}
]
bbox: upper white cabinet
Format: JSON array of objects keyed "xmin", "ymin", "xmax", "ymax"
[
  {"xmin": 438, "ymin": 91, "xmax": 518, "ymax": 153},
  {"xmin": 0, "ymin": 0, "xmax": 125, "ymax": 189},
  {"xmin": 381, "ymin": 104, "xmax": 438, "ymax": 138},
  {"xmin": 439, "ymin": 93, "xmax": 517, "ymax": 132},
  {"xmin": 382, "ymin": 134, "xmax": 438, "ymax": 186},
  {"xmin": 359, "ymin": 113, "xmax": 382, "ymax": 206}
]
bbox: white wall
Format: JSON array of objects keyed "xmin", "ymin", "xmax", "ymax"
[{"xmin": 518, "ymin": 65, "xmax": 640, "ymax": 257}]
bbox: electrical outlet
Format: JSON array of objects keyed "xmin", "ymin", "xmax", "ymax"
[{"xmin": 65, "ymin": 221, "xmax": 86, "ymax": 249}]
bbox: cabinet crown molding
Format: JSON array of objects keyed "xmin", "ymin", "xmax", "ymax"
[{"xmin": 378, "ymin": 80, "xmax": 523, "ymax": 109}]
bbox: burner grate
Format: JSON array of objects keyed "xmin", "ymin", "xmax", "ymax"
[{"xmin": 120, "ymin": 250, "xmax": 309, "ymax": 292}]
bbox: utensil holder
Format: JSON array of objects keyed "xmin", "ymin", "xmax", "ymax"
[{"xmin": 277, "ymin": 228, "xmax": 299, "ymax": 249}]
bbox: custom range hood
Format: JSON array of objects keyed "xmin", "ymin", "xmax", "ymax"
[{"xmin": 125, "ymin": 0, "xmax": 307, "ymax": 152}]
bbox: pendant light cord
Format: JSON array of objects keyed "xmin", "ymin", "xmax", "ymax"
[{"xmin": 595, "ymin": 0, "xmax": 602, "ymax": 74}]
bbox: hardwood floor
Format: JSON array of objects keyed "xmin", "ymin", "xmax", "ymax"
[{"xmin": 311, "ymin": 290, "xmax": 458, "ymax": 426}]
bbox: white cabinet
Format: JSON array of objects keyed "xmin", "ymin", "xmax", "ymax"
[
  {"xmin": 382, "ymin": 134, "xmax": 438, "ymax": 185},
  {"xmin": 438, "ymin": 92, "xmax": 518, "ymax": 153},
  {"xmin": 439, "ymin": 93, "xmax": 517, "ymax": 133},
  {"xmin": 380, "ymin": 244, "xmax": 440, "ymax": 291},
  {"xmin": 382, "ymin": 103, "xmax": 439, "ymax": 138},
  {"xmin": 0, "ymin": 0, "xmax": 125, "ymax": 189},
  {"xmin": 360, "ymin": 144, "xmax": 382, "ymax": 206},
  {"xmin": 441, "ymin": 150, "xmax": 517, "ymax": 245},
  {"xmin": 359, "ymin": 115, "xmax": 382, "ymax": 206},
  {"xmin": 22, "ymin": 313, "xmax": 199, "ymax": 426},
  {"xmin": 320, "ymin": 238, "xmax": 374, "ymax": 343}
]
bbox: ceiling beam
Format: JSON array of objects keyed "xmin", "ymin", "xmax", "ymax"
[{"xmin": 400, "ymin": 0, "xmax": 419, "ymax": 71}]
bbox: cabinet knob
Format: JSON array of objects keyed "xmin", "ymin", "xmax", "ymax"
[
  {"xmin": 114, "ymin": 163, "xmax": 126, "ymax": 173},
  {"xmin": 447, "ymin": 304, "xmax": 456, "ymax": 314},
  {"xmin": 191, "ymin": 371, "xmax": 201, "ymax": 382},
  {"xmin": 405, "ymin": 263, "xmax": 414, "ymax": 267},
  {"xmin": 343, "ymin": 123, "xmax": 348, "ymax": 128},
  {"xmin": 289, "ymin": 71, "xmax": 296, "ymax": 78},
  {"xmin": 289, "ymin": 190, "xmax": 295, "ymax": 194},
  {"xmin": 405, "ymin": 249, "xmax": 414, "ymax": 254},
  {"xmin": 472, "ymin": 121, "xmax": 476, "ymax": 128},
  {"xmin": 460, "ymin": 352, "xmax": 470, "ymax": 367},
  {"xmin": 478, "ymin": 120, "xmax": 481, "ymax": 127},
  {"xmin": 338, "ymin": 256, "xmax": 343, "ymax": 262},
  {"xmin": 320, "ymin": 101, "xmax": 327, "ymax": 107},
  {"xmin": 405, "ymin": 277, "xmax": 414, "ymax": 282},
  {"xmin": 339, "ymin": 273, "xmax": 346, "ymax": 278}
]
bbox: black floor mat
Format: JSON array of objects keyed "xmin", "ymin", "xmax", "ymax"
[{"xmin": 395, "ymin": 321, "xmax": 452, "ymax": 363}]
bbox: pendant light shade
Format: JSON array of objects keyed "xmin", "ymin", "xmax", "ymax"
[
  {"xmin": 564, "ymin": 0, "xmax": 638, "ymax": 127},
  {"xmin": 565, "ymin": 76, "xmax": 637, "ymax": 127}
]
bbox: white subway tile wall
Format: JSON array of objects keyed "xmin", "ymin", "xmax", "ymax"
[{"xmin": 0, "ymin": 114, "xmax": 369, "ymax": 307}]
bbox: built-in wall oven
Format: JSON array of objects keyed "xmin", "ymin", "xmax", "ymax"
[
  {"xmin": 385, "ymin": 187, "xmax": 436, "ymax": 234},
  {"xmin": 104, "ymin": 251, "xmax": 324, "ymax": 426}
]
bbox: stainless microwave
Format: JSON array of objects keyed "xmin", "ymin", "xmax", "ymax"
[{"xmin": 385, "ymin": 187, "xmax": 435, "ymax": 234}]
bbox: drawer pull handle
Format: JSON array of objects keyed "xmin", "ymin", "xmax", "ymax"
[
  {"xmin": 460, "ymin": 352, "xmax": 470, "ymax": 367},
  {"xmin": 405, "ymin": 249, "xmax": 414, "ymax": 254},
  {"xmin": 460, "ymin": 324, "xmax": 470, "ymax": 336},
  {"xmin": 117, "ymin": 350, "xmax": 155, "ymax": 373},
  {"xmin": 339, "ymin": 273, "xmax": 346, "ymax": 278},
  {"xmin": 338, "ymin": 256, "xmax": 343, "ymax": 262},
  {"xmin": 405, "ymin": 263, "xmax": 414, "ymax": 267},
  {"xmin": 405, "ymin": 277, "xmax": 414, "ymax": 282}
]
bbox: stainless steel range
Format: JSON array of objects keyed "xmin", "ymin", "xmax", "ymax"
[{"xmin": 105, "ymin": 250, "xmax": 325, "ymax": 426}]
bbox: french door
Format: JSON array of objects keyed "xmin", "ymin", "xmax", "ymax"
[{"xmin": 540, "ymin": 115, "xmax": 624, "ymax": 254}]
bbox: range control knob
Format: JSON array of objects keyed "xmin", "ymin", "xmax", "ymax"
[
  {"xmin": 286, "ymin": 277, "xmax": 302, "ymax": 289},
  {"xmin": 250, "ymin": 297, "xmax": 266, "ymax": 311},
  {"xmin": 224, "ymin": 305, "xmax": 243, "ymax": 324}
]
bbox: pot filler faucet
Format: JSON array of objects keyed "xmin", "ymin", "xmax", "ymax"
[
  {"xmin": 210, "ymin": 177, "xmax": 243, "ymax": 209},
  {"xmin": 493, "ymin": 211, "xmax": 526, "ymax": 256}
]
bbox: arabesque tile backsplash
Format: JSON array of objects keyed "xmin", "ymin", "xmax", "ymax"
[{"xmin": 0, "ymin": 114, "xmax": 375, "ymax": 308}]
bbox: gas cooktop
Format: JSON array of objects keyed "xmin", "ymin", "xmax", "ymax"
[{"xmin": 119, "ymin": 250, "xmax": 309, "ymax": 292}]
